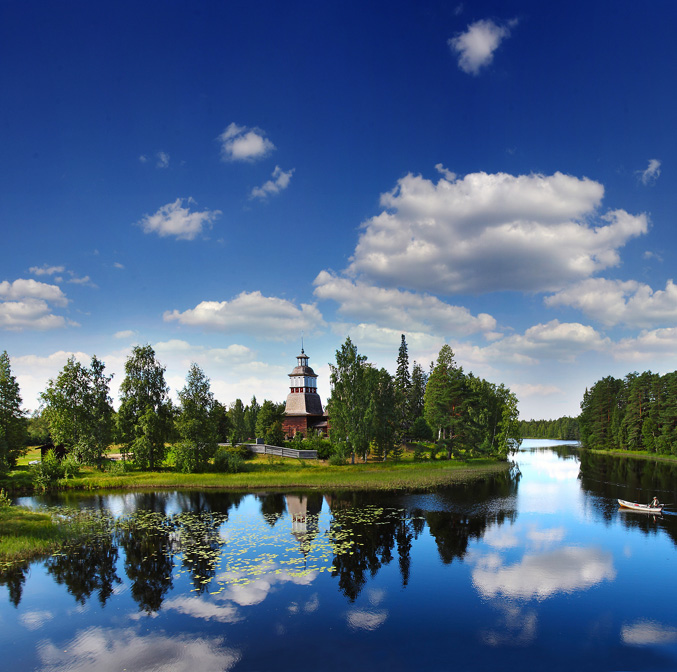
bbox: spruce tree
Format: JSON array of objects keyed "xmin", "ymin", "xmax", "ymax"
[{"xmin": 395, "ymin": 334, "xmax": 411, "ymax": 441}]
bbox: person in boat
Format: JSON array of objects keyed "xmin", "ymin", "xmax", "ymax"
[{"xmin": 650, "ymin": 497, "xmax": 660, "ymax": 508}]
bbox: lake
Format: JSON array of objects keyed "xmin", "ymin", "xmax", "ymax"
[{"xmin": 3, "ymin": 440, "xmax": 677, "ymax": 671}]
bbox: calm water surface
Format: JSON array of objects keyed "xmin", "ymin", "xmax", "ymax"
[{"xmin": 4, "ymin": 440, "xmax": 677, "ymax": 671}]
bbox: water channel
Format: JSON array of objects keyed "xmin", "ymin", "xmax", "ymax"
[{"xmin": 3, "ymin": 440, "xmax": 677, "ymax": 671}]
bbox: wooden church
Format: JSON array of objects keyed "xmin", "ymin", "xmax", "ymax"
[{"xmin": 282, "ymin": 348, "xmax": 328, "ymax": 438}]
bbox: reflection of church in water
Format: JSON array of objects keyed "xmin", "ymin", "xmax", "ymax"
[
  {"xmin": 285, "ymin": 494, "xmax": 323, "ymax": 554},
  {"xmin": 282, "ymin": 349, "xmax": 328, "ymax": 439}
]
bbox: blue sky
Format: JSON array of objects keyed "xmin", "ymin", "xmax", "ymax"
[{"xmin": 2, "ymin": 0, "xmax": 676, "ymax": 420}]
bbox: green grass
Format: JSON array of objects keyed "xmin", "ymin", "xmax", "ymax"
[
  {"xmin": 0, "ymin": 506, "xmax": 73, "ymax": 563},
  {"xmin": 34, "ymin": 456, "xmax": 508, "ymax": 492}
]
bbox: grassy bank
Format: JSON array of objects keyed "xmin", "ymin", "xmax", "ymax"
[
  {"xmin": 586, "ymin": 448, "xmax": 677, "ymax": 463},
  {"xmin": 0, "ymin": 506, "xmax": 89, "ymax": 564},
  {"xmin": 2, "ymin": 455, "xmax": 510, "ymax": 494}
]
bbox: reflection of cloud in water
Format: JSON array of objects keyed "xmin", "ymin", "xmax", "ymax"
[
  {"xmin": 483, "ymin": 526, "xmax": 520, "ymax": 549},
  {"xmin": 526, "ymin": 526, "xmax": 565, "ymax": 547},
  {"xmin": 37, "ymin": 626, "xmax": 240, "ymax": 671},
  {"xmin": 163, "ymin": 596, "xmax": 242, "ymax": 623},
  {"xmin": 304, "ymin": 593, "xmax": 319, "ymax": 613},
  {"xmin": 622, "ymin": 620, "xmax": 677, "ymax": 645},
  {"xmin": 20, "ymin": 609, "xmax": 54, "ymax": 630},
  {"xmin": 215, "ymin": 565, "xmax": 318, "ymax": 606},
  {"xmin": 526, "ymin": 451, "xmax": 580, "ymax": 481},
  {"xmin": 367, "ymin": 587, "xmax": 386, "ymax": 606},
  {"xmin": 480, "ymin": 603, "xmax": 538, "ymax": 647},
  {"xmin": 472, "ymin": 547, "xmax": 615, "ymax": 600},
  {"xmin": 346, "ymin": 608, "xmax": 388, "ymax": 631}
]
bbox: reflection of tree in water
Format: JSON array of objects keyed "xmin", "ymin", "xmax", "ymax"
[
  {"xmin": 117, "ymin": 512, "xmax": 176, "ymax": 613},
  {"xmin": 0, "ymin": 561, "xmax": 29, "ymax": 607},
  {"xmin": 257, "ymin": 493, "xmax": 287, "ymax": 527},
  {"xmin": 325, "ymin": 492, "xmax": 415, "ymax": 602},
  {"xmin": 176, "ymin": 511, "xmax": 228, "ymax": 594},
  {"xmin": 46, "ymin": 536, "xmax": 121, "ymax": 606}
]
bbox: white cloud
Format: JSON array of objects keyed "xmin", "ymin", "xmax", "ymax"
[
  {"xmin": 613, "ymin": 327, "xmax": 677, "ymax": 361},
  {"xmin": 329, "ymin": 321, "xmax": 443, "ymax": 355},
  {"xmin": 347, "ymin": 169, "xmax": 647, "ymax": 294},
  {"xmin": 67, "ymin": 274, "xmax": 96, "ymax": 287},
  {"xmin": 0, "ymin": 278, "xmax": 68, "ymax": 306},
  {"xmin": 113, "ymin": 262, "xmax": 125, "ymax": 269},
  {"xmin": 156, "ymin": 151, "xmax": 170, "ymax": 168},
  {"xmin": 164, "ymin": 291, "xmax": 326, "ymax": 340},
  {"xmin": 637, "ymin": 158, "xmax": 661, "ymax": 185},
  {"xmin": 250, "ymin": 166, "xmax": 295, "ymax": 199},
  {"xmin": 314, "ymin": 271, "xmax": 496, "ymax": 336},
  {"xmin": 510, "ymin": 383, "xmax": 563, "ymax": 399},
  {"xmin": 0, "ymin": 300, "xmax": 76, "ymax": 331},
  {"xmin": 448, "ymin": 18, "xmax": 516, "ymax": 75},
  {"xmin": 28, "ymin": 264, "xmax": 65, "ymax": 277},
  {"xmin": 218, "ymin": 123, "xmax": 275, "ymax": 162},
  {"xmin": 546, "ymin": 278, "xmax": 677, "ymax": 328},
  {"xmin": 137, "ymin": 198, "xmax": 221, "ymax": 240},
  {"xmin": 479, "ymin": 320, "xmax": 610, "ymax": 364},
  {"xmin": 113, "ymin": 329, "xmax": 137, "ymax": 339}
]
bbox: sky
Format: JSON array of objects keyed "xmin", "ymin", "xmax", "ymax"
[{"xmin": 2, "ymin": 0, "xmax": 677, "ymax": 420}]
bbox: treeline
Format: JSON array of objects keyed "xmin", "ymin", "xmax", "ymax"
[
  {"xmin": 518, "ymin": 416, "xmax": 580, "ymax": 441},
  {"xmin": 0, "ymin": 346, "xmax": 288, "ymax": 474},
  {"xmin": 328, "ymin": 337, "xmax": 521, "ymax": 462},
  {"xmin": 0, "ymin": 335, "xmax": 521, "ymax": 474},
  {"xmin": 579, "ymin": 371, "xmax": 677, "ymax": 453}
]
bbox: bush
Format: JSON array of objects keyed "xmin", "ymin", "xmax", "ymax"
[
  {"xmin": 213, "ymin": 447, "xmax": 246, "ymax": 473},
  {"xmin": 173, "ymin": 441, "xmax": 200, "ymax": 473},
  {"xmin": 0, "ymin": 488, "xmax": 11, "ymax": 507},
  {"xmin": 61, "ymin": 453, "xmax": 80, "ymax": 479},
  {"xmin": 328, "ymin": 454, "xmax": 347, "ymax": 466},
  {"xmin": 31, "ymin": 449, "xmax": 64, "ymax": 492}
]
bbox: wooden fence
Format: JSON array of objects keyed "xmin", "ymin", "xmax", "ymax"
[{"xmin": 219, "ymin": 443, "xmax": 318, "ymax": 460}]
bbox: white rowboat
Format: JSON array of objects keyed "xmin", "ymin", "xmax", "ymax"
[{"xmin": 618, "ymin": 499, "xmax": 664, "ymax": 514}]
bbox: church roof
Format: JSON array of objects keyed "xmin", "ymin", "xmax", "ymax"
[{"xmin": 285, "ymin": 391, "xmax": 324, "ymax": 416}]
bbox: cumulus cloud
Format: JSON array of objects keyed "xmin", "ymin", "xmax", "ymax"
[
  {"xmin": 164, "ymin": 291, "xmax": 326, "ymax": 340},
  {"xmin": 218, "ymin": 123, "xmax": 275, "ymax": 162},
  {"xmin": 137, "ymin": 198, "xmax": 221, "ymax": 240},
  {"xmin": 546, "ymin": 278, "xmax": 677, "ymax": 328},
  {"xmin": 637, "ymin": 158, "xmax": 661, "ymax": 185},
  {"xmin": 479, "ymin": 320, "xmax": 610, "ymax": 364},
  {"xmin": 0, "ymin": 279, "xmax": 74, "ymax": 331},
  {"xmin": 0, "ymin": 278, "xmax": 68, "ymax": 306},
  {"xmin": 314, "ymin": 271, "xmax": 496, "ymax": 336},
  {"xmin": 0, "ymin": 300, "xmax": 76, "ymax": 331},
  {"xmin": 347, "ymin": 169, "xmax": 647, "ymax": 294},
  {"xmin": 251, "ymin": 166, "xmax": 295, "ymax": 199},
  {"xmin": 448, "ymin": 18, "xmax": 517, "ymax": 75},
  {"xmin": 613, "ymin": 327, "xmax": 677, "ymax": 361}
]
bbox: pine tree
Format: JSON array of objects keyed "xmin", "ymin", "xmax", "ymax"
[
  {"xmin": 408, "ymin": 361, "xmax": 427, "ymax": 427},
  {"xmin": 0, "ymin": 351, "xmax": 28, "ymax": 470}
]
